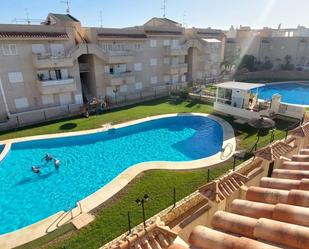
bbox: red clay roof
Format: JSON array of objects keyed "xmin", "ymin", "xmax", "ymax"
[
  {"xmin": 169, "ymin": 141, "xmax": 309, "ymax": 249},
  {"xmin": 0, "ymin": 31, "xmax": 69, "ymax": 39},
  {"xmin": 290, "ymin": 122, "xmax": 309, "ymax": 137},
  {"xmin": 254, "ymin": 141, "xmax": 295, "ymax": 161}
]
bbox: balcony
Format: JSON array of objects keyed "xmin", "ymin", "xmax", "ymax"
[
  {"xmin": 107, "ymin": 51, "xmax": 133, "ymax": 64},
  {"xmin": 166, "ymin": 63, "xmax": 188, "ymax": 75},
  {"xmin": 165, "ymin": 45, "xmax": 188, "ymax": 56},
  {"xmin": 38, "ymin": 78, "xmax": 76, "ymax": 95},
  {"xmin": 105, "ymin": 72, "xmax": 135, "ymax": 86},
  {"xmin": 32, "ymin": 54, "xmax": 74, "ymax": 69}
]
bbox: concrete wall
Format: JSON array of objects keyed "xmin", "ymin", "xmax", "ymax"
[{"xmin": 236, "ymin": 71, "xmax": 309, "ymax": 81}]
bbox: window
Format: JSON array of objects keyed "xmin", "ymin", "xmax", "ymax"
[
  {"xmin": 181, "ymin": 75, "xmax": 186, "ymax": 82},
  {"xmin": 164, "ymin": 75, "xmax": 170, "ymax": 83},
  {"xmin": 104, "ymin": 66, "xmax": 110, "ymax": 73},
  {"xmin": 14, "ymin": 98, "xmax": 29, "ymax": 109},
  {"xmin": 37, "ymin": 70, "xmax": 49, "ymax": 81},
  {"xmin": 112, "ymin": 64, "xmax": 127, "ymax": 74},
  {"xmin": 32, "ymin": 44, "xmax": 45, "ymax": 54},
  {"xmin": 150, "ymin": 40, "xmax": 157, "ymax": 48},
  {"xmin": 135, "ymin": 82, "xmax": 143, "ymax": 90},
  {"xmin": 59, "ymin": 93, "xmax": 72, "ymax": 105},
  {"xmin": 163, "ymin": 57, "xmax": 170, "ymax": 65},
  {"xmin": 172, "ymin": 75, "xmax": 178, "ymax": 84},
  {"xmin": 2, "ymin": 44, "xmax": 17, "ymax": 55},
  {"xmin": 75, "ymin": 94, "xmax": 83, "ymax": 104},
  {"xmin": 171, "ymin": 39, "xmax": 179, "ymax": 48},
  {"xmin": 151, "ymin": 76, "xmax": 158, "ymax": 84},
  {"xmin": 120, "ymin": 85, "xmax": 128, "ymax": 93},
  {"xmin": 163, "ymin": 40, "xmax": 170, "ymax": 46},
  {"xmin": 8, "ymin": 72, "xmax": 24, "ymax": 84},
  {"xmin": 134, "ymin": 63, "xmax": 142, "ymax": 71},
  {"xmin": 42, "ymin": 95, "xmax": 54, "ymax": 105},
  {"xmin": 50, "ymin": 44, "xmax": 65, "ymax": 57},
  {"xmin": 150, "ymin": 58, "xmax": 157, "ymax": 66},
  {"xmin": 60, "ymin": 69, "xmax": 68, "ymax": 79}
]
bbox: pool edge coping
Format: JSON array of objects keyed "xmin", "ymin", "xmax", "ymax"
[{"xmin": 0, "ymin": 113, "xmax": 236, "ymax": 249}]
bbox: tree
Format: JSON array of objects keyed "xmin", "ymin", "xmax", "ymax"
[
  {"xmin": 237, "ymin": 55, "xmax": 256, "ymax": 72},
  {"xmin": 281, "ymin": 54, "xmax": 295, "ymax": 70}
]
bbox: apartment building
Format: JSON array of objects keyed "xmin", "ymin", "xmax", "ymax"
[
  {"xmin": 0, "ymin": 14, "xmax": 84, "ymax": 127},
  {"xmin": 186, "ymin": 28, "xmax": 225, "ymax": 82},
  {"xmin": 2, "ymin": 13, "xmax": 225, "ymax": 130},
  {"xmin": 225, "ymin": 25, "xmax": 309, "ymax": 68}
]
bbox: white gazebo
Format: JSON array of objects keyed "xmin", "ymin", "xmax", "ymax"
[{"xmin": 214, "ymin": 81, "xmax": 270, "ymax": 121}]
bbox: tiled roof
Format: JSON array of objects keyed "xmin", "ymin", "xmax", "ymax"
[
  {"xmin": 51, "ymin": 13, "xmax": 80, "ymax": 22},
  {"xmin": 168, "ymin": 143, "xmax": 309, "ymax": 249},
  {"xmin": 254, "ymin": 141, "xmax": 295, "ymax": 161},
  {"xmin": 144, "ymin": 30, "xmax": 182, "ymax": 35},
  {"xmin": 290, "ymin": 122, "xmax": 309, "ymax": 137},
  {"xmin": 98, "ymin": 33, "xmax": 147, "ymax": 39},
  {"xmin": 0, "ymin": 31, "xmax": 69, "ymax": 39},
  {"xmin": 109, "ymin": 219, "xmax": 177, "ymax": 249},
  {"xmin": 199, "ymin": 171, "xmax": 249, "ymax": 202}
]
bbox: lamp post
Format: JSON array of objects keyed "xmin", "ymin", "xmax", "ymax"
[{"xmin": 135, "ymin": 194, "xmax": 149, "ymax": 227}]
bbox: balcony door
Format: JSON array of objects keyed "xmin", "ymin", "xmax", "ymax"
[{"xmin": 50, "ymin": 44, "xmax": 65, "ymax": 57}]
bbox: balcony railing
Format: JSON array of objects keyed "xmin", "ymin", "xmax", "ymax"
[
  {"xmin": 166, "ymin": 63, "xmax": 188, "ymax": 75},
  {"xmin": 165, "ymin": 45, "xmax": 188, "ymax": 56},
  {"xmin": 32, "ymin": 53, "xmax": 74, "ymax": 69},
  {"xmin": 38, "ymin": 78, "xmax": 76, "ymax": 95},
  {"xmin": 107, "ymin": 50, "xmax": 133, "ymax": 64},
  {"xmin": 105, "ymin": 72, "xmax": 135, "ymax": 86}
]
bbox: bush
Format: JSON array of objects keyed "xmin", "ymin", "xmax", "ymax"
[
  {"xmin": 178, "ymin": 87, "xmax": 190, "ymax": 99},
  {"xmin": 281, "ymin": 63, "xmax": 295, "ymax": 71}
]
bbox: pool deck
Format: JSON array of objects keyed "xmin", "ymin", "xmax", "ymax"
[{"xmin": 0, "ymin": 113, "xmax": 236, "ymax": 249}]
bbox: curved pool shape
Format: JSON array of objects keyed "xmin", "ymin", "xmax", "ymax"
[
  {"xmin": 255, "ymin": 82, "xmax": 309, "ymax": 105},
  {"xmin": 0, "ymin": 115, "xmax": 224, "ymax": 234}
]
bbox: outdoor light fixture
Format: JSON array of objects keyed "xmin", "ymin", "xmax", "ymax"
[{"xmin": 135, "ymin": 194, "xmax": 149, "ymax": 227}]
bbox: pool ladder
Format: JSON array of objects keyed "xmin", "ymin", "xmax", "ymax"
[{"xmin": 46, "ymin": 202, "xmax": 83, "ymax": 233}]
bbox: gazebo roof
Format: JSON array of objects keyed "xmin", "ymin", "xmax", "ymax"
[
  {"xmin": 290, "ymin": 122, "xmax": 309, "ymax": 137},
  {"xmin": 215, "ymin": 82, "xmax": 265, "ymax": 91},
  {"xmin": 254, "ymin": 141, "xmax": 295, "ymax": 161}
]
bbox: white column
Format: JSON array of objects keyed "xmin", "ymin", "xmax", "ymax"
[{"xmin": 0, "ymin": 78, "xmax": 10, "ymax": 116}]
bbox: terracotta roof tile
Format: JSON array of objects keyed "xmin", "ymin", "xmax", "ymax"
[
  {"xmin": 168, "ymin": 140, "xmax": 309, "ymax": 249},
  {"xmin": 109, "ymin": 219, "xmax": 177, "ymax": 249},
  {"xmin": 290, "ymin": 122, "xmax": 309, "ymax": 137},
  {"xmin": 0, "ymin": 31, "xmax": 69, "ymax": 39},
  {"xmin": 254, "ymin": 141, "xmax": 295, "ymax": 161}
]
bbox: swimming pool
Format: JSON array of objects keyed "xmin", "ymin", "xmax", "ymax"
[
  {"xmin": 255, "ymin": 82, "xmax": 309, "ymax": 105},
  {"xmin": 0, "ymin": 115, "xmax": 225, "ymax": 235}
]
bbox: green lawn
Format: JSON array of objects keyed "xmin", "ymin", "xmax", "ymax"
[
  {"xmin": 0, "ymin": 98, "xmax": 212, "ymax": 141},
  {"xmin": 8, "ymin": 98, "xmax": 294, "ymax": 249}
]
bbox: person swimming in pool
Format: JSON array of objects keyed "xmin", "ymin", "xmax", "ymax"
[
  {"xmin": 31, "ymin": 166, "xmax": 40, "ymax": 174},
  {"xmin": 44, "ymin": 154, "xmax": 53, "ymax": 162},
  {"xmin": 54, "ymin": 159, "xmax": 60, "ymax": 170}
]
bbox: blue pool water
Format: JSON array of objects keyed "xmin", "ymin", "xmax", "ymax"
[
  {"xmin": 255, "ymin": 82, "xmax": 309, "ymax": 105},
  {"xmin": 0, "ymin": 115, "xmax": 223, "ymax": 234}
]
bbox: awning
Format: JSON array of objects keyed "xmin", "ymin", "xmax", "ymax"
[{"xmin": 215, "ymin": 81, "xmax": 265, "ymax": 91}]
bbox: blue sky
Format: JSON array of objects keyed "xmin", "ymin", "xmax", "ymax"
[{"xmin": 1, "ymin": 0, "xmax": 309, "ymax": 29}]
